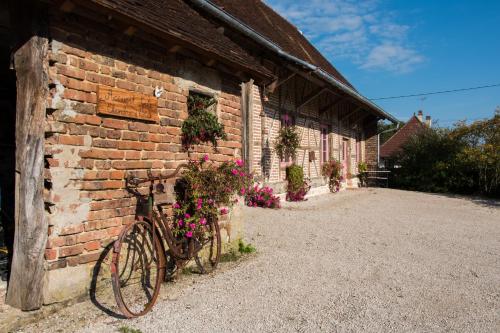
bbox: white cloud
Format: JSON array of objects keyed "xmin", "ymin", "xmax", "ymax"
[
  {"xmin": 265, "ymin": 0, "xmax": 424, "ymax": 74},
  {"xmin": 361, "ymin": 44, "xmax": 424, "ymax": 73}
]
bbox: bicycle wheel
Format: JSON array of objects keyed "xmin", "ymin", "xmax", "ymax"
[
  {"xmin": 192, "ymin": 218, "xmax": 221, "ymax": 274},
  {"xmin": 111, "ymin": 219, "xmax": 165, "ymax": 318}
]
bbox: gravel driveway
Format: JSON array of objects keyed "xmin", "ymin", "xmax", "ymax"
[{"xmin": 19, "ymin": 188, "xmax": 500, "ymax": 332}]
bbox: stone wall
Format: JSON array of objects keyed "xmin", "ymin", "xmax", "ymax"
[{"xmin": 42, "ymin": 9, "xmax": 243, "ymax": 303}]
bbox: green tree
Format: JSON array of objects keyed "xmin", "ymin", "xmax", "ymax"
[{"xmin": 390, "ymin": 110, "xmax": 499, "ymax": 198}]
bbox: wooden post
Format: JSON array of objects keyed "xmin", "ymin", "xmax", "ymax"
[
  {"xmin": 240, "ymin": 80, "xmax": 254, "ymax": 172},
  {"xmin": 6, "ymin": 36, "xmax": 48, "ymax": 310}
]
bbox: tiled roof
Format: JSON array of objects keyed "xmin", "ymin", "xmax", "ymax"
[
  {"xmin": 380, "ymin": 116, "xmax": 426, "ymax": 158},
  {"xmin": 88, "ymin": 0, "xmax": 273, "ymax": 79},
  {"xmin": 210, "ymin": 0, "xmax": 353, "ymax": 87}
]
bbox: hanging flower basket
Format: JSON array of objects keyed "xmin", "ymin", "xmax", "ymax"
[{"xmin": 181, "ymin": 94, "xmax": 227, "ymax": 150}]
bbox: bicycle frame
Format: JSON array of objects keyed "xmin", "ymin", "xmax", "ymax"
[{"xmin": 126, "ymin": 164, "xmax": 195, "ymax": 261}]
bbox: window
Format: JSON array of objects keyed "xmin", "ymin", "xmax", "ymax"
[
  {"xmin": 321, "ymin": 125, "xmax": 329, "ymax": 163},
  {"xmin": 188, "ymin": 90, "xmax": 217, "ymax": 115},
  {"xmin": 280, "ymin": 113, "xmax": 294, "ymax": 127}
]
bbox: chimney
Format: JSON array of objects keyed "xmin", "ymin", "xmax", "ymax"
[
  {"xmin": 417, "ymin": 110, "xmax": 423, "ymax": 122},
  {"xmin": 425, "ymin": 115, "xmax": 432, "ymax": 128}
]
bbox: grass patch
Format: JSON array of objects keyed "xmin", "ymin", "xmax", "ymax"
[
  {"xmin": 220, "ymin": 239, "xmax": 256, "ymax": 263},
  {"xmin": 238, "ymin": 239, "xmax": 256, "ymax": 254},
  {"xmin": 219, "ymin": 247, "xmax": 240, "ymax": 263},
  {"xmin": 118, "ymin": 326, "xmax": 143, "ymax": 333}
]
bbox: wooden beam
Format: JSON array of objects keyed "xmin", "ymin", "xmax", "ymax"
[
  {"xmin": 123, "ymin": 26, "xmax": 137, "ymax": 36},
  {"xmin": 339, "ymin": 106, "xmax": 362, "ymax": 122},
  {"xmin": 297, "ymin": 87, "xmax": 327, "ymax": 110},
  {"xmin": 60, "ymin": 0, "xmax": 75, "ymax": 12},
  {"xmin": 319, "ymin": 97, "xmax": 343, "ymax": 115},
  {"xmin": 265, "ymin": 72, "xmax": 296, "ymax": 93},
  {"xmin": 6, "ymin": 36, "xmax": 48, "ymax": 310},
  {"xmin": 353, "ymin": 111, "xmax": 371, "ymax": 125},
  {"xmin": 168, "ymin": 45, "xmax": 181, "ymax": 53}
]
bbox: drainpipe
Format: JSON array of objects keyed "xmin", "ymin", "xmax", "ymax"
[
  {"xmin": 188, "ymin": 0, "xmax": 399, "ymax": 124},
  {"xmin": 377, "ymin": 124, "xmax": 400, "ymax": 168}
]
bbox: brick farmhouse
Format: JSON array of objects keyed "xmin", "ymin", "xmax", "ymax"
[{"xmin": 0, "ymin": 0, "xmax": 397, "ymax": 310}]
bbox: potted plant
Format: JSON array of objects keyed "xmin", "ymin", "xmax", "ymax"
[
  {"xmin": 357, "ymin": 161, "xmax": 368, "ymax": 187},
  {"xmin": 274, "ymin": 125, "xmax": 300, "ymax": 163},
  {"xmin": 321, "ymin": 160, "xmax": 343, "ymax": 193},
  {"xmin": 285, "ymin": 164, "xmax": 310, "ymax": 201}
]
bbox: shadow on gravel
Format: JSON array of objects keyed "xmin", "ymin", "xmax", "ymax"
[
  {"xmin": 427, "ymin": 192, "xmax": 500, "ymax": 208},
  {"xmin": 89, "ymin": 244, "xmax": 127, "ymax": 319}
]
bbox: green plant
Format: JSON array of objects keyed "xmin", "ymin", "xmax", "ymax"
[
  {"xmin": 357, "ymin": 161, "xmax": 368, "ymax": 186},
  {"xmin": 286, "ymin": 164, "xmax": 304, "ymax": 193},
  {"xmin": 238, "ymin": 239, "xmax": 256, "ymax": 254},
  {"xmin": 181, "ymin": 93, "xmax": 227, "ymax": 150},
  {"xmin": 321, "ymin": 159, "xmax": 343, "ymax": 180},
  {"xmin": 274, "ymin": 126, "xmax": 300, "ymax": 161},
  {"xmin": 172, "ymin": 156, "xmax": 252, "ymax": 238},
  {"xmin": 321, "ymin": 160, "xmax": 343, "ymax": 193},
  {"xmin": 391, "ymin": 110, "xmax": 499, "ymax": 197},
  {"xmin": 285, "ymin": 164, "xmax": 310, "ymax": 201},
  {"xmin": 118, "ymin": 326, "xmax": 143, "ymax": 333}
]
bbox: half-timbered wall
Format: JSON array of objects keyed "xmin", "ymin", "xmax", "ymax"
[{"xmin": 250, "ymin": 75, "xmax": 369, "ymax": 189}]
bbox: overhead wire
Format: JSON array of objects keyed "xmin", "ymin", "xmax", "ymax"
[{"xmin": 370, "ymin": 83, "xmax": 500, "ymax": 100}]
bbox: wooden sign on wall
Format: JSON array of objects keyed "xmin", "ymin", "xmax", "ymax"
[{"xmin": 97, "ymin": 85, "xmax": 159, "ymax": 122}]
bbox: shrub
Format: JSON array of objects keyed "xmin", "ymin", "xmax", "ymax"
[
  {"xmin": 390, "ymin": 111, "xmax": 499, "ymax": 198},
  {"xmin": 244, "ymin": 184, "xmax": 281, "ymax": 208},
  {"xmin": 238, "ymin": 239, "xmax": 256, "ymax": 254},
  {"xmin": 285, "ymin": 164, "xmax": 310, "ymax": 201},
  {"xmin": 181, "ymin": 93, "xmax": 227, "ymax": 150}
]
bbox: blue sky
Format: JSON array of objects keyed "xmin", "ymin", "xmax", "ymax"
[{"xmin": 266, "ymin": 0, "xmax": 500, "ymax": 125}]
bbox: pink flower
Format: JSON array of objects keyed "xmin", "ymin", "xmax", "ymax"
[
  {"xmin": 208, "ymin": 199, "xmax": 214, "ymax": 205},
  {"xmin": 240, "ymin": 188, "xmax": 246, "ymax": 195},
  {"xmin": 236, "ymin": 159, "xmax": 243, "ymax": 167},
  {"xmin": 199, "ymin": 217, "xmax": 207, "ymax": 225},
  {"xmin": 220, "ymin": 207, "xmax": 228, "ymax": 215},
  {"xmin": 185, "ymin": 213, "xmax": 191, "ymax": 219},
  {"xmin": 231, "ymin": 169, "xmax": 239, "ymax": 175},
  {"xmin": 189, "ymin": 223, "xmax": 196, "ymax": 230},
  {"xmin": 197, "ymin": 198, "xmax": 203, "ymax": 210},
  {"xmin": 185, "ymin": 231, "xmax": 193, "ymax": 238},
  {"xmin": 178, "ymin": 219, "xmax": 184, "ymax": 227},
  {"xmin": 203, "ymin": 154, "xmax": 209, "ymax": 162},
  {"xmin": 173, "ymin": 202, "xmax": 180, "ymax": 209}
]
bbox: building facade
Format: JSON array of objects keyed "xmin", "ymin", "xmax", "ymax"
[{"xmin": 0, "ymin": 0, "xmax": 397, "ymax": 310}]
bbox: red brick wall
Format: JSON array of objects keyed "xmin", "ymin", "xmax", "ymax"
[
  {"xmin": 43, "ymin": 10, "xmax": 242, "ymax": 276},
  {"xmin": 364, "ymin": 119, "xmax": 379, "ymax": 170}
]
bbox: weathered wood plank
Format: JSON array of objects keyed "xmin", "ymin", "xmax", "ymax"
[
  {"xmin": 6, "ymin": 36, "xmax": 49, "ymax": 310},
  {"xmin": 97, "ymin": 85, "xmax": 159, "ymax": 122}
]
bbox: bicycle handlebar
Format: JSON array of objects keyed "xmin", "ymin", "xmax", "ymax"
[{"xmin": 126, "ymin": 163, "xmax": 188, "ymax": 186}]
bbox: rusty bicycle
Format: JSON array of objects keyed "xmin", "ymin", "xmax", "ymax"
[{"xmin": 110, "ymin": 164, "xmax": 221, "ymax": 318}]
